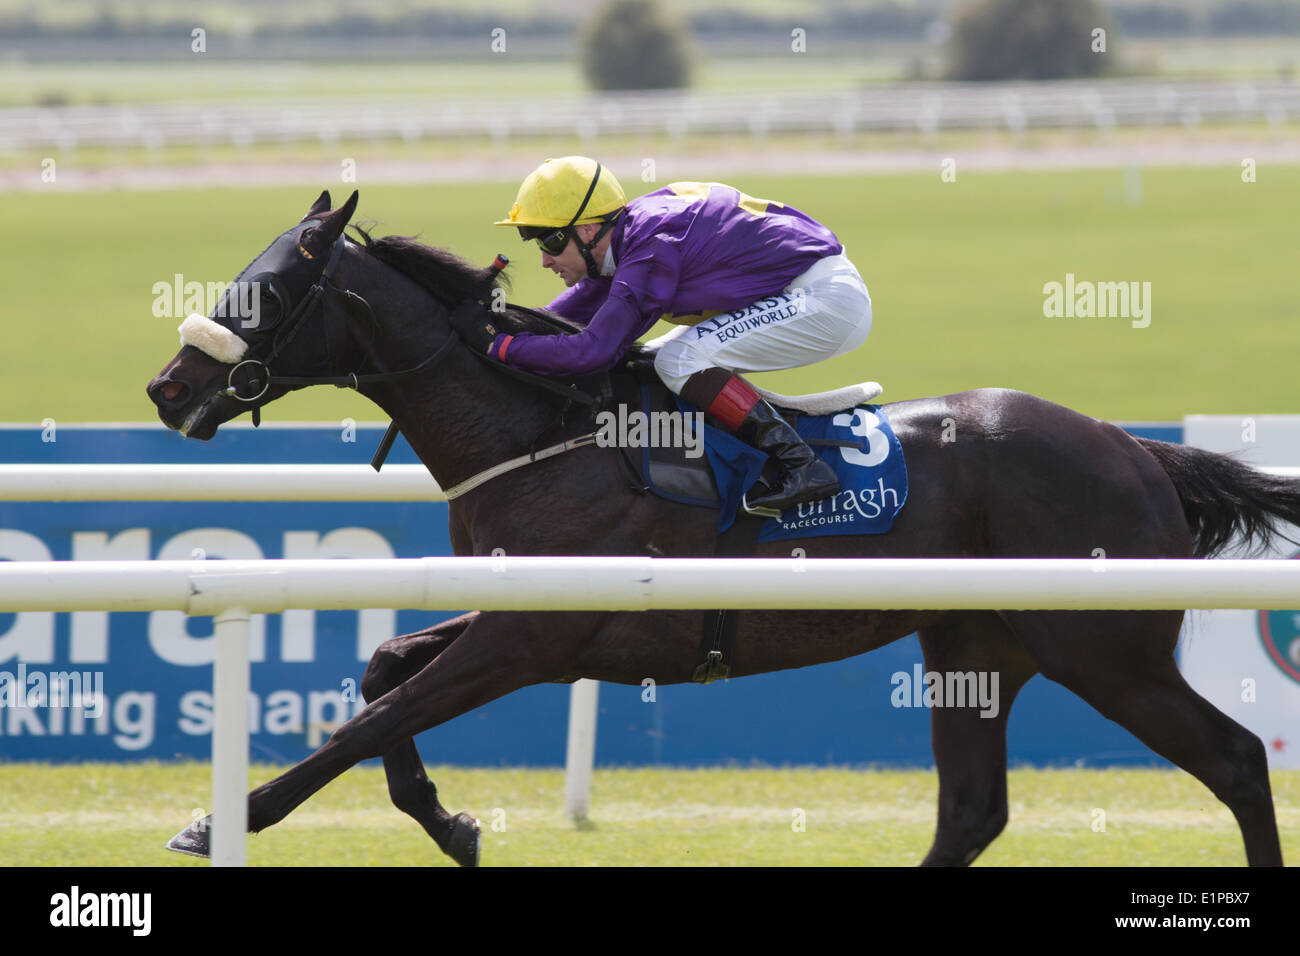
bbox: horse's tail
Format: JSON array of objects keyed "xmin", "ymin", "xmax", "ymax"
[{"xmin": 1137, "ymin": 437, "xmax": 1300, "ymax": 558}]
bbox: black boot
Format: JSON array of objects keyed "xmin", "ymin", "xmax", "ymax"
[{"xmin": 735, "ymin": 400, "xmax": 840, "ymax": 517}]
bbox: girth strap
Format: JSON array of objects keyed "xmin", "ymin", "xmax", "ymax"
[{"xmin": 692, "ymin": 514, "xmax": 764, "ymax": 683}]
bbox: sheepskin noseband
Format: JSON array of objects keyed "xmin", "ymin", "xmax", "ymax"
[{"xmin": 178, "ymin": 313, "xmax": 249, "ymax": 364}]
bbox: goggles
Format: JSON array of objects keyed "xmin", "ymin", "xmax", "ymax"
[{"xmin": 519, "ymin": 225, "xmax": 573, "ymax": 256}]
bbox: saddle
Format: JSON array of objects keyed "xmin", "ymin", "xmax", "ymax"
[
  {"xmin": 751, "ymin": 381, "xmax": 883, "ymax": 416},
  {"xmin": 612, "ymin": 355, "xmax": 890, "ymax": 519}
]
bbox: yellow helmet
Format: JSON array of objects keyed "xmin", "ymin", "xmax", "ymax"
[{"xmin": 495, "ymin": 156, "xmax": 626, "ymax": 230}]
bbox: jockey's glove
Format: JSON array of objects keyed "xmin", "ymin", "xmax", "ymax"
[{"xmin": 449, "ymin": 300, "xmax": 500, "ymax": 355}]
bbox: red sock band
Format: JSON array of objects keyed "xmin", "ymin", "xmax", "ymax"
[{"xmin": 706, "ymin": 377, "xmax": 761, "ymax": 431}]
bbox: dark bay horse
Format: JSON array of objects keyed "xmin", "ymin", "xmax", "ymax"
[{"xmin": 147, "ymin": 190, "xmax": 1297, "ymax": 866}]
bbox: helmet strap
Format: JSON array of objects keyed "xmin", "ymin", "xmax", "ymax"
[
  {"xmin": 560, "ymin": 161, "xmax": 619, "ymax": 280},
  {"xmin": 573, "ymin": 215, "xmax": 619, "ymax": 280}
]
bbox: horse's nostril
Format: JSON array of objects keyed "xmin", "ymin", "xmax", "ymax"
[{"xmin": 149, "ymin": 378, "xmax": 190, "ymax": 408}]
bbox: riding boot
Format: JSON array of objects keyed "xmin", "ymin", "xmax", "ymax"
[
  {"xmin": 734, "ymin": 400, "xmax": 841, "ymax": 516},
  {"xmin": 680, "ymin": 369, "xmax": 840, "ymax": 518}
]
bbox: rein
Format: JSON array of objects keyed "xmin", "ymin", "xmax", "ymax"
[
  {"xmin": 371, "ymin": 303, "xmax": 608, "ymax": 479},
  {"xmin": 428, "ymin": 305, "xmax": 619, "ymax": 492},
  {"xmin": 363, "ymin": 320, "xmax": 605, "ymax": 477},
  {"xmin": 463, "ymin": 303, "xmax": 601, "ymax": 408},
  {"xmin": 242, "ymin": 326, "xmax": 460, "ymax": 395}
]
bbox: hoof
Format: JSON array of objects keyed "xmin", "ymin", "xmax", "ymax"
[
  {"xmin": 446, "ymin": 812, "xmax": 480, "ymax": 867},
  {"xmin": 165, "ymin": 816, "xmax": 212, "ymax": 858}
]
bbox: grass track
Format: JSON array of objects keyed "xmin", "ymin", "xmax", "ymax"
[{"xmin": 2, "ymin": 763, "xmax": 1298, "ymax": 866}]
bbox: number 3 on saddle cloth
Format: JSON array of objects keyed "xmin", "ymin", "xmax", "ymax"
[{"xmin": 634, "ymin": 385, "xmax": 909, "ymax": 540}]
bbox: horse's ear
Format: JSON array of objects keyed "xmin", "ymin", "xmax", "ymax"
[
  {"xmin": 303, "ymin": 190, "xmax": 332, "ymax": 221},
  {"xmin": 302, "ymin": 190, "xmax": 358, "ymax": 255}
]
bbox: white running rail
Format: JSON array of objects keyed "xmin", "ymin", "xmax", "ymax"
[{"xmin": 6, "ymin": 555, "xmax": 1300, "ymax": 865}]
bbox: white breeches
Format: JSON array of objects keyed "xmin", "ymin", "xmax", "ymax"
[{"xmin": 647, "ymin": 252, "xmax": 872, "ymax": 393}]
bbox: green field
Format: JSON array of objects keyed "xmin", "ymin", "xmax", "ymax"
[
  {"xmin": 3, "ymin": 164, "xmax": 1297, "ymax": 425},
  {"xmin": 2, "ymin": 763, "xmax": 1297, "ymax": 866}
]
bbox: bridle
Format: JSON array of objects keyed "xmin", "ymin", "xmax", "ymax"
[
  {"xmin": 188, "ymin": 215, "xmax": 615, "ymax": 482},
  {"xmin": 215, "ymin": 223, "xmax": 462, "ymax": 429}
]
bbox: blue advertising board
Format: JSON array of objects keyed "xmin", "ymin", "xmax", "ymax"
[{"xmin": 0, "ymin": 421, "xmax": 1184, "ymax": 767}]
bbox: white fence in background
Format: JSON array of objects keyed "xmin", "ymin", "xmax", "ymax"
[{"xmin": 2, "ymin": 79, "xmax": 1294, "ymax": 152}]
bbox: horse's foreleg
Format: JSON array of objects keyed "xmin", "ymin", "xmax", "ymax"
[
  {"xmin": 241, "ymin": 610, "xmax": 573, "ymax": 843},
  {"xmin": 918, "ymin": 612, "xmax": 1037, "ymax": 867},
  {"xmin": 379, "ymin": 738, "xmax": 481, "ymax": 866},
  {"xmin": 360, "ymin": 613, "xmax": 480, "ymax": 865}
]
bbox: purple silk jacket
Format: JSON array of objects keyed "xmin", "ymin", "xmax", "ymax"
[{"xmin": 489, "ymin": 182, "xmax": 843, "ymax": 376}]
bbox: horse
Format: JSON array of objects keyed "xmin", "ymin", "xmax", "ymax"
[{"xmin": 147, "ymin": 190, "xmax": 1296, "ymax": 866}]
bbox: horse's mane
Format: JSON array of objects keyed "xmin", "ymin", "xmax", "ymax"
[
  {"xmin": 350, "ymin": 225, "xmax": 578, "ymax": 337},
  {"xmin": 349, "ymin": 223, "xmax": 655, "ymax": 371}
]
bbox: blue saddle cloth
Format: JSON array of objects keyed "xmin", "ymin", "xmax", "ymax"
[{"xmin": 650, "ymin": 394, "xmax": 908, "ymax": 541}]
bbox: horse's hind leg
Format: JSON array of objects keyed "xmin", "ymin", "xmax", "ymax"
[
  {"xmin": 918, "ymin": 612, "xmax": 1038, "ymax": 866},
  {"xmin": 1006, "ymin": 609, "xmax": 1282, "ymax": 866},
  {"xmin": 359, "ymin": 612, "xmax": 481, "ymax": 866}
]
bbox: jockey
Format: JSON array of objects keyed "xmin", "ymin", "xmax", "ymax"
[{"xmin": 453, "ymin": 156, "xmax": 872, "ymax": 516}]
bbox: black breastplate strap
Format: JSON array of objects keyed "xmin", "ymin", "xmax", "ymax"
[{"xmin": 370, "ymin": 420, "xmax": 402, "ymax": 472}]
